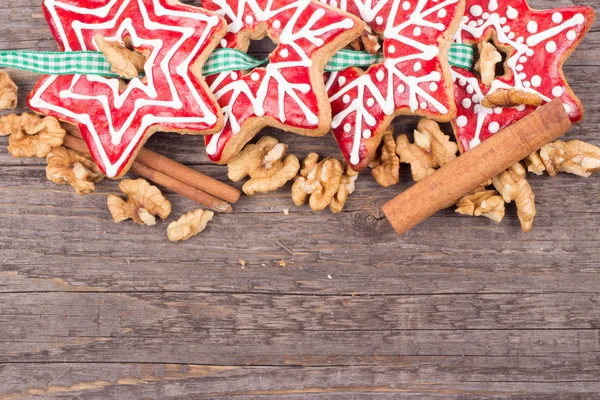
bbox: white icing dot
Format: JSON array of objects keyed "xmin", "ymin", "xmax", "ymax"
[
  {"xmin": 376, "ymin": 70, "xmax": 385, "ymax": 81},
  {"xmin": 508, "ymin": 32, "xmax": 516, "ymax": 40},
  {"xmin": 388, "ymin": 45, "xmax": 396, "ymax": 54},
  {"xmin": 470, "ymin": 5, "xmax": 483, "ymax": 17},
  {"xmin": 516, "ymin": 36, "xmax": 525, "ymax": 44},
  {"xmin": 230, "ymin": 72, "xmax": 238, "ymax": 80},
  {"xmin": 462, "ymin": 98, "xmax": 472, "ymax": 108},
  {"xmin": 531, "ymin": 75, "xmax": 542, "ymax": 87},
  {"xmin": 519, "ymin": 56, "xmax": 527, "ymax": 63},
  {"xmin": 397, "ymin": 84, "xmax": 405, "ymax": 94},
  {"xmin": 429, "ymin": 82, "xmax": 438, "ymax": 92},
  {"xmin": 438, "ymin": 9, "xmax": 447, "ymax": 18},
  {"xmin": 420, "ymin": 101, "xmax": 427, "ymax": 109},
  {"xmin": 488, "ymin": 122, "xmax": 500, "ymax": 134},
  {"xmin": 402, "ymin": 1, "xmax": 410, "ymax": 10},
  {"xmin": 375, "ymin": 16, "xmax": 383, "ymax": 25},
  {"xmin": 516, "ymin": 104, "xmax": 526, "ymax": 111},
  {"xmin": 494, "ymin": 107, "xmax": 502, "ymax": 115},
  {"xmin": 526, "ymin": 49, "xmax": 534, "ymax": 57},
  {"xmin": 367, "ymin": 98, "xmax": 375, "ymax": 106},
  {"xmin": 516, "ymin": 65, "xmax": 524, "ymax": 72},
  {"xmin": 272, "ymin": 20, "xmax": 281, "ymax": 29},
  {"xmin": 523, "ymin": 81, "xmax": 531, "ymax": 88},
  {"xmin": 280, "ymin": 48, "xmax": 289, "ymax": 58},
  {"xmin": 338, "ymin": 76, "xmax": 346, "ymax": 86},
  {"xmin": 220, "ymin": 39, "xmax": 227, "ymax": 48},
  {"xmin": 413, "ymin": 27, "xmax": 422, "ymax": 36},
  {"xmin": 499, "ymin": 17, "xmax": 507, "ymax": 24},
  {"xmin": 567, "ymin": 30, "xmax": 577, "ymax": 41},
  {"xmin": 506, "ymin": 6, "xmax": 518, "ymax": 19},
  {"xmin": 413, "ymin": 62, "xmax": 422, "ymax": 72},
  {"xmin": 546, "ymin": 41, "xmax": 557, "ymax": 53},
  {"xmin": 564, "ymin": 103, "xmax": 572, "ymax": 113},
  {"xmin": 251, "ymin": 72, "xmax": 260, "ymax": 81},
  {"xmin": 344, "ymin": 123, "xmax": 351, "ymax": 132},
  {"xmin": 456, "ymin": 116, "xmax": 468, "ymax": 127},
  {"xmin": 527, "ymin": 21, "xmax": 538, "ymax": 33},
  {"xmin": 466, "ymin": 85, "xmax": 474, "ymax": 94},
  {"xmin": 502, "ymin": 26, "xmax": 510, "ymax": 33},
  {"xmin": 343, "ymin": 94, "xmax": 350, "ymax": 103},
  {"xmin": 552, "ymin": 86, "xmax": 564, "ymax": 97},
  {"xmin": 245, "ymin": 15, "xmax": 254, "ymax": 24},
  {"xmin": 363, "ymin": 129, "xmax": 372, "ymax": 139},
  {"xmin": 552, "ymin": 12, "xmax": 563, "ymax": 24},
  {"xmin": 518, "ymin": 72, "xmax": 527, "ymax": 80}
]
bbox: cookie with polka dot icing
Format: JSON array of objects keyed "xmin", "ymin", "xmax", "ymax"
[
  {"xmin": 451, "ymin": 0, "xmax": 594, "ymax": 153},
  {"xmin": 323, "ymin": 0, "xmax": 465, "ymax": 170},
  {"xmin": 27, "ymin": 0, "xmax": 227, "ymax": 178},
  {"xmin": 202, "ymin": 0, "xmax": 364, "ymax": 164}
]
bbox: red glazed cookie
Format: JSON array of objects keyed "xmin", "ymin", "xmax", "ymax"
[
  {"xmin": 202, "ymin": 0, "xmax": 364, "ymax": 164},
  {"xmin": 324, "ymin": 0, "xmax": 464, "ymax": 170},
  {"xmin": 28, "ymin": 0, "xmax": 227, "ymax": 178},
  {"xmin": 451, "ymin": 0, "xmax": 594, "ymax": 152}
]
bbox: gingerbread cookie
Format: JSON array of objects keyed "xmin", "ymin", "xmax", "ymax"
[
  {"xmin": 324, "ymin": 0, "xmax": 465, "ymax": 170},
  {"xmin": 451, "ymin": 0, "xmax": 594, "ymax": 152},
  {"xmin": 202, "ymin": 0, "xmax": 364, "ymax": 164},
  {"xmin": 28, "ymin": 0, "xmax": 228, "ymax": 178}
]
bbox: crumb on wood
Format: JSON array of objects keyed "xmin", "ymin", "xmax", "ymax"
[{"xmin": 278, "ymin": 260, "xmax": 287, "ymax": 267}]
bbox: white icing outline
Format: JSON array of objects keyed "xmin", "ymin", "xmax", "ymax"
[{"xmin": 29, "ymin": 0, "xmax": 221, "ymax": 177}]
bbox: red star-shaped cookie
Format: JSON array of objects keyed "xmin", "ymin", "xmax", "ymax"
[
  {"xmin": 451, "ymin": 0, "xmax": 594, "ymax": 152},
  {"xmin": 28, "ymin": 0, "xmax": 227, "ymax": 178},
  {"xmin": 324, "ymin": 0, "xmax": 464, "ymax": 170},
  {"xmin": 202, "ymin": 0, "xmax": 363, "ymax": 164}
]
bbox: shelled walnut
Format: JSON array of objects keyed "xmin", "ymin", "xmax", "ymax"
[
  {"xmin": 371, "ymin": 131, "xmax": 399, "ymax": 187},
  {"xmin": 0, "ymin": 70, "xmax": 18, "ymax": 110},
  {"xmin": 396, "ymin": 119, "xmax": 457, "ymax": 182},
  {"xmin": 94, "ymin": 35, "xmax": 146, "ymax": 80},
  {"xmin": 456, "ymin": 187, "xmax": 505, "ymax": 223},
  {"xmin": 107, "ymin": 179, "xmax": 171, "ymax": 226},
  {"xmin": 167, "ymin": 208, "xmax": 214, "ymax": 242},
  {"xmin": 475, "ymin": 41, "xmax": 503, "ymax": 87},
  {"xmin": 538, "ymin": 140, "xmax": 600, "ymax": 178},
  {"xmin": 493, "ymin": 163, "xmax": 536, "ymax": 232},
  {"xmin": 0, "ymin": 113, "xmax": 66, "ymax": 158},
  {"xmin": 481, "ymin": 88, "xmax": 542, "ymax": 108},
  {"xmin": 46, "ymin": 146, "xmax": 104, "ymax": 195},
  {"xmin": 228, "ymin": 136, "xmax": 300, "ymax": 195},
  {"xmin": 292, "ymin": 154, "xmax": 356, "ymax": 213}
]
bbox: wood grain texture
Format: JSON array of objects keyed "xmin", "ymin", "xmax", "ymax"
[{"xmin": 1, "ymin": 0, "xmax": 600, "ymax": 398}]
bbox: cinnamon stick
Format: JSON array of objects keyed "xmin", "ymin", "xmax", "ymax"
[
  {"xmin": 63, "ymin": 135, "xmax": 232, "ymax": 213},
  {"xmin": 62, "ymin": 123, "xmax": 241, "ymax": 204},
  {"xmin": 382, "ymin": 99, "xmax": 572, "ymax": 234}
]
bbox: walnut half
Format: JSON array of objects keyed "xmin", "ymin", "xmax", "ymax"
[
  {"xmin": 46, "ymin": 146, "xmax": 104, "ymax": 195},
  {"xmin": 228, "ymin": 136, "xmax": 300, "ymax": 195},
  {"xmin": 539, "ymin": 140, "xmax": 600, "ymax": 178},
  {"xmin": 0, "ymin": 70, "xmax": 18, "ymax": 110},
  {"xmin": 396, "ymin": 119, "xmax": 457, "ymax": 182},
  {"xmin": 94, "ymin": 35, "xmax": 146, "ymax": 80},
  {"xmin": 167, "ymin": 209, "xmax": 214, "ymax": 242},
  {"xmin": 493, "ymin": 163, "xmax": 536, "ymax": 232},
  {"xmin": 0, "ymin": 113, "xmax": 66, "ymax": 158},
  {"xmin": 371, "ymin": 131, "xmax": 400, "ymax": 187},
  {"xmin": 107, "ymin": 179, "xmax": 171, "ymax": 226},
  {"xmin": 456, "ymin": 189, "xmax": 505, "ymax": 223}
]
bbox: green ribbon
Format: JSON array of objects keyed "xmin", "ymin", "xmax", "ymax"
[{"xmin": 0, "ymin": 44, "xmax": 473, "ymax": 77}]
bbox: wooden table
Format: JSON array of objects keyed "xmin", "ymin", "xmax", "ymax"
[{"xmin": 1, "ymin": 0, "xmax": 599, "ymax": 398}]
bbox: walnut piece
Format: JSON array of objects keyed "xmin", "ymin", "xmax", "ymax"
[
  {"xmin": 228, "ymin": 136, "xmax": 300, "ymax": 195},
  {"xmin": 348, "ymin": 26, "xmax": 381, "ymax": 55},
  {"xmin": 0, "ymin": 70, "xmax": 18, "ymax": 110},
  {"xmin": 525, "ymin": 152, "xmax": 546, "ymax": 176},
  {"xmin": 475, "ymin": 41, "xmax": 503, "ymax": 87},
  {"xmin": 167, "ymin": 208, "xmax": 214, "ymax": 242},
  {"xmin": 292, "ymin": 154, "xmax": 349, "ymax": 212},
  {"xmin": 46, "ymin": 146, "xmax": 104, "ymax": 195},
  {"xmin": 482, "ymin": 88, "xmax": 542, "ymax": 109},
  {"xmin": 107, "ymin": 179, "xmax": 171, "ymax": 226},
  {"xmin": 456, "ymin": 189, "xmax": 505, "ymax": 223},
  {"xmin": 539, "ymin": 140, "xmax": 600, "ymax": 178},
  {"xmin": 94, "ymin": 35, "xmax": 146, "ymax": 80},
  {"xmin": 492, "ymin": 163, "xmax": 536, "ymax": 232},
  {"xmin": 0, "ymin": 114, "xmax": 66, "ymax": 158},
  {"xmin": 371, "ymin": 131, "xmax": 400, "ymax": 187},
  {"xmin": 330, "ymin": 164, "xmax": 359, "ymax": 213},
  {"xmin": 396, "ymin": 119, "xmax": 458, "ymax": 182}
]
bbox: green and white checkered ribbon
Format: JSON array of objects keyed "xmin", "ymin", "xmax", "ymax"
[
  {"xmin": 448, "ymin": 43, "xmax": 474, "ymax": 70},
  {"xmin": 0, "ymin": 50, "xmax": 122, "ymax": 78},
  {"xmin": 0, "ymin": 44, "xmax": 473, "ymax": 77}
]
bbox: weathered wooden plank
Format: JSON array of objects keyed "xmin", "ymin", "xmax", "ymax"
[
  {"xmin": 1, "ymin": 363, "xmax": 600, "ymax": 400},
  {"xmin": 2, "ymin": 165, "xmax": 600, "ymax": 294}
]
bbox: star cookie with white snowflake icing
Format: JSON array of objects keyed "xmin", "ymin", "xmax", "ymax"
[
  {"xmin": 451, "ymin": 0, "xmax": 594, "ymax": 153},
  {"xmin": 202, "ymin": 0, "xmax": 364, "ymax": 164},
  {"xmin": 324, "ymin": 0, "xmax": 465, "ymax": 170},
  {"xmin": 28, "ymin": 0, "xmax": 227, "ymax": 178}
]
